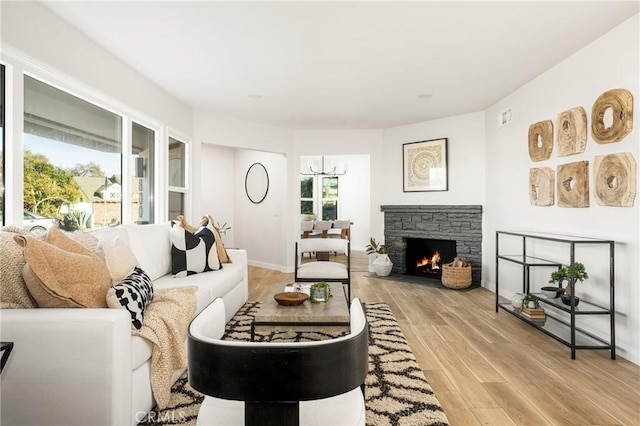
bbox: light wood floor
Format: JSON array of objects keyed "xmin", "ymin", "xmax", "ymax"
[{"xmin": 248, "ymin": 252, "xmax": 640, "ymax": 426}]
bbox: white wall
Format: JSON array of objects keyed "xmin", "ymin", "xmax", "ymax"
[
  {"xmin": 1, "ymin": 2, "xmax": 192, "ymax": 132},
  {"xmin": 200, "ymin": 145, "xmax": 236, "ymax": 246},
  {"xmin": 233, "ymin": 150, "xmax": 288, "ymax": 270},
  {"xmin": 378, "ymin": 112, "xmax": 487, "ymax": 238},
  {"xmin": 333, "ymin": 155, "xmax": 371, "ymax": 251},
  {"xmin": 484, "ymin": 15, "xmax": 640, "ymax": 364}
]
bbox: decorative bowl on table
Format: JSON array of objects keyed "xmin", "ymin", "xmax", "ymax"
[
  {"xmin": 274, "ymin": 292, "xmax": 309, "ymax": 306},
  {"xmin": 561, "ymin": 294, "xmax": 580, "ymax": 306},
  {"xmin": 541, "ymin": 286, "xmax": 565, "ymax": 299}
]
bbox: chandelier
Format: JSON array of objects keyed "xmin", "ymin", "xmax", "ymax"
[{"xmin": 300, "ymin": 156, "xmax": 346, "ymax": 176}]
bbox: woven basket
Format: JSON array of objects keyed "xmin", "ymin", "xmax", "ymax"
[{"xmin": 441, "ymin": 263, "xmax": 472, "ymax": 289}]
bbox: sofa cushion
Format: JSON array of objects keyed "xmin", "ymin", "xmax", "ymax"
[
  {"xmin": 91, "ymin": 226, "xmax": 131, "ymax": 247},
  {"xmin": 0, "ymin": 227, "xmax": 37, "ymax": 309},
  {"xmin": 14, "ymin": 225, "xmax": 111, "ymax": 308},
  {"xmin": 99, "ymin": 237, "xmax": 139, "ymax": 284},
  {"xmin": 123, "ymin": 224, "xmax": 171, "ymax": 281},
  {"xmin": 170, "ymin": 221, "xmax": 221, "ymax": 277},
  {"xmin": 154, "ymin": 261, "xmax": 244, "ymax": 315},
  {"xmin": 106, "ymin": 267, "xmax": 153, "ymax": 330}
]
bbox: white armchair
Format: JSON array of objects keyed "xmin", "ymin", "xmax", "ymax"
[{"xmin": 188, "ymin": 297, "xmax": 368, "ymax": 426}]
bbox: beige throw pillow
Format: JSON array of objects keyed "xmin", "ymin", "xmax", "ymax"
[
  {"xmin": 100, "ymin": 237, "xmax": 139, "ymax": 284},
  {"xmin": 14, "ymin": 225, "xmax": 111, "ymax": 308},
  {"xmin": 0, "ymin": 227, "xmax": 37, "ymax": 308}
]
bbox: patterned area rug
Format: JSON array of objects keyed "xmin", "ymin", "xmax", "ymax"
[{"xmin": 138, "ymin": 302, "xmax": 449, "ymax": 426}]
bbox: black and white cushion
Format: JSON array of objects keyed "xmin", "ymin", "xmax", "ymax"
[
  {"xmin": 106, "ymin": 267, "xmax": 153, "ymax": 330},
  {"xmin": 170, "ymin": 220, "xmax": 221, "ymax": 277}
]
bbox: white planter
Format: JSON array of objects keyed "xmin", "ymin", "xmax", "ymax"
[
  {"xmin": 373, "ymin": 253, "xmax": 393, "ymax": 277},
  {"xmin": 368, "ymin": 253, "xmax": 377, "ymax": 273}
]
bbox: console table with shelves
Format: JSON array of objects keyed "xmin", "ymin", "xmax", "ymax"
[{"xmin": 495, "ymin": 230, "xmax": 615, "ymax": 360}]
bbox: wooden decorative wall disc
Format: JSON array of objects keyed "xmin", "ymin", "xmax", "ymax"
[
  {"xmin": 591, "ymin": 89, "xmax": 633, "ymax": 144},
  {"xmin": 594, "ymin": 153, "xmax": 636, "ymax": 207},
  {"xmin": 529, "ymin": 167, "xmax": 555, "ymax": 206},
  {"xmin": 557, "ymin": 107, "xmax": 587, "ymax": 156},
  {"xmin": 557, "ymin": 161, "xmax": 589, "ymax": 208},
  {"xmin": 528, "ymin": 120, "xmax": 553, "ymax": 161}
]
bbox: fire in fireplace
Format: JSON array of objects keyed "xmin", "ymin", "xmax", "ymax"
[{"xmin": 405, "ymin": 237, "xmax": 457, "ymax": 279}]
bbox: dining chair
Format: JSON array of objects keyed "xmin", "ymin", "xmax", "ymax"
[{"xmin": 294, "ymin": 238, "xmax": 351, "ymax": 302}]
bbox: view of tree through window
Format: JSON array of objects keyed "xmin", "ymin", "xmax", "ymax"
[
  {"xmin": 322, "ymin": 176, "xmax": 338, "ymax": 220},
  {"xmin": 300, "ymin": 177, "xmax": 313, "ymax": 214},
  {"xmin": 23, "ymin": 75, "xmax": 122, "ymax": 231}
]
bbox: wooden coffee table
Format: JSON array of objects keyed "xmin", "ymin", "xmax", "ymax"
[{"xmin": 251, "ymin": 282, "xmax": 350, "ymax": 341}]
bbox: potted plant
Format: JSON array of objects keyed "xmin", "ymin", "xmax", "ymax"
[
  {"xmin": 365, "ymin": 238, "xmax": 393, "ymax": 277},
  {"xmin": 310, "ymin": 281, "xmax": 332, "ymax": 303},
  {"xmin": 521, "ymin": 295, "xmax": 541, "ymax": 310},
  {"xmin": 548, "ymin": 262, "xmax": 589, "ymax": 296}
]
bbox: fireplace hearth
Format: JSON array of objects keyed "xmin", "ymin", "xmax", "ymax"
[
  {"xmin": 381, "ymin": 205, "xmax": 482, "ymax": 286},
  {"xmin": 405, "ymin": 238, "xmax": 457, "ymax": 280}
]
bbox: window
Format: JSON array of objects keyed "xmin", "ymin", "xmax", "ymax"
[
  {"xmin": 299, "ymin": 174, "xmax": 340, "ymax": 220},
  {"xmin": 132, "ymin": 122, "xmax": 155, "ymax": 224},
  {"xmin": 321, "ymin": 176, "xmax": 339, "ymax": 220},
  {"xmin": 23, "ymin": 75, "xmax": 123, "ymax": 230},
  {"xmin": 168, "ymin": 137, "xmax": 186, "ymax": 220},
  {"xmin": 300, "ymin": 176, "xmax": 314, "ymax": 214},
  {"xmin": 0, "ymin": 64, "xmax": 5, "ymax": 226}
]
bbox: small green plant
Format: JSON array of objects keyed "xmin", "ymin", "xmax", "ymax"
[
  {"xmin": 365, "ymin": 238, "xmax": 391, "ymax": 255},
  {"xmin": 521, "ymin": 295, "xmax": 541, "ymax": 310},
  {"xmin": 59, "ymin": 210, "xmax": 92, "ymax": 231},
  {"xmin": 310, "ymin": 281, "xmax": 332, "ymax": 303},
  {"xmin": 549, "ymin": 262, "xmax": 589, "ymax": 285}
]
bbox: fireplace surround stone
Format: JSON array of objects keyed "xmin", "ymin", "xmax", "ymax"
[{"xmin": 381, "ymin": 205, "xmax": 482, "ymax": 286}]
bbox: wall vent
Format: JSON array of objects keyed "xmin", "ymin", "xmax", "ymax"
[{"xmin": 498, "ymin": 108, "xmax": 512, "ymax": 128}]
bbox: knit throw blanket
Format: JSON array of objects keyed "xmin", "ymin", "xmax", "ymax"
[{"xmin": 133, "ymin": 286, "xmax": 197, "ymax": 409}]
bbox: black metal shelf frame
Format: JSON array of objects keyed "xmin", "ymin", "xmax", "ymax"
[{"xmin": 495, "ymin": 231, "xmax": 615, "ymax": 360}]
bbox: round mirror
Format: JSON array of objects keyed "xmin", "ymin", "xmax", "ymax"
[{"xmin": 245, "ymin": 163, "xmax": 269, "ymax": 204}]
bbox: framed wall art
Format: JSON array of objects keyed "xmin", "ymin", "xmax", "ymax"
[{"xmin": 403, "ymin": 138, "xmax": 448, "ymax": 192}]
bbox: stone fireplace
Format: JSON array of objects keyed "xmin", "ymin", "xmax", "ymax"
[
  {"xmin": 381, "ymin": 205, "xmax": 482, "ymax": 285},
  {"xmin": 405, "ymin": 237, "xmax": 457, "ymax": 280}
]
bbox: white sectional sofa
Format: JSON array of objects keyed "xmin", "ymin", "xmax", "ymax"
[{"xmin": 0, "ymin": 222, "xmax": 248, "ymax": 426}]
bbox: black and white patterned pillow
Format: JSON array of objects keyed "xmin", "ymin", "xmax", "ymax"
[
  {"xmin": 106, "ymin": 267, "xmax": 153, "ymax": 330},
  {"xmin": 170, "ymin": 220, "xmax": 221, "ymax": 277}
]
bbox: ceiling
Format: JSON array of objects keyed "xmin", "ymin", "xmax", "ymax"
[{"xmin": 42, "ymin": 1, "xmax": 639, "ymax": 130}]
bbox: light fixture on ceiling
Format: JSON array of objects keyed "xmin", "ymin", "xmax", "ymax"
[
  {"xmin": 417, "ymin": 93, "xmax": 433, "ymax": 99},
  {"xmin": 248, "ymin": 94, "xmax": 263, "ymax": 99},
  {"xmin": 300, "ymin": 156, "xmax": 346, "ymax": 176}
]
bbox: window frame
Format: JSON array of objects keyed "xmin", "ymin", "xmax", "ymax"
[
  {"xmin": 300, "ymin": 176, "xmax": 315, "ymax": 215},
  {"xmin": 167, "ymin": 134, "xmax": 190, "ymax": 221},
  {"xmin": 299, "ymin": 174, "xmax": 341, "ymax": 220},
  {"xmin": 0, "ymin": 64, "xmax": 5, "ymax": 226},
  {"xmin": 23, "ymin": 73, "xmax": 125, "ymax": 228},
  {"xmin": 131, "ymin": 119, "xmax": 159, "ymax": 224},
  {"xmin": 321, "ymin": 175, "xmax": 339, "ymax": 220}
]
